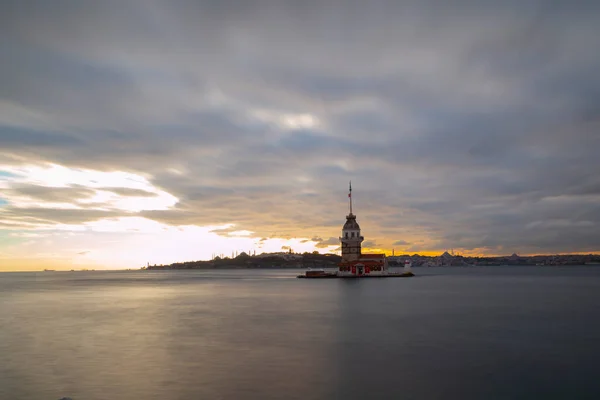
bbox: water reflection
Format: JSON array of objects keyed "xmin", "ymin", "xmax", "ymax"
[{"xmin": 1, "ymin": 268, "xmax": 600, "ymax": 399}]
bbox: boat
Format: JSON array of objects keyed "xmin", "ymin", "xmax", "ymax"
[
  {"xmin": 298, "ymin": 268, "xmax": 337, "ymax": 278},
  {"xmin": 403, "ymin": 260, "xmax": 412, "ymax": 273}
]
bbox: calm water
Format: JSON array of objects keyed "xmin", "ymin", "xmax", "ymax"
[{"xmin": 1, "ymin": 267, "xmax": 600, "ymax": 400}]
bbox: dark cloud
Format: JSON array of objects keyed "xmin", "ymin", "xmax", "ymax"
[
  {"xmin": 7, "ymin": 184, "xmax": 96, "ymax": 203},
  {"xmin": 100, "ymin": 187, "xmax": 158, "ymax": 197},
  {"xmin": 362, "ymin": 241, "xmax": 379, "ymax": 248},
  {"xmin": 1, "ymin": 184, "xmax": 162, "ymax": 229},
  {"xmin": 1, "ymin": 0, "xmax": 600, "ymax": 254},
  {"xmin": 0, "ymin": 126, "xmax": 84, "ymax": 148},
  {"xmin": 393, "ymin": 240, "xmax": 410, "ymax": 246},
  {"xmin": 3, "ymin": 207, "xmax": 125, "ymax": 225},
  {"xmin": 315, "ymin": 237, "xmax": 340, "ymax": 248}
]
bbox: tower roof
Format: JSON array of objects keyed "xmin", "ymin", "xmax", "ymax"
[{"xmin": 343, "ymin": 213, "xmax": 361, "ymax": 230}]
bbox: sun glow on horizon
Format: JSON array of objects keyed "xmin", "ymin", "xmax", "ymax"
[
  {"xmin": 0, "ymin": 162, "xmax": 345, "ymax": 271},
  {"xmin": 0, "ymin": 221, "xmax": 340, "ymax": 271},
  {"xmin": 1, "ymin": 213, "xmax": 340, "ymax": 271}
]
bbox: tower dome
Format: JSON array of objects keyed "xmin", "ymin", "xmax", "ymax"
[{"xmin": 343, "ymin": 214, "xmax": 361, "ymax": 230}]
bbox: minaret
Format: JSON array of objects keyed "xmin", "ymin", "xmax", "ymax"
[{"xmin": 339, "ymin": 181, "xmax": 363, "ymax": 262}]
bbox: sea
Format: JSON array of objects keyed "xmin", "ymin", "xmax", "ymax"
[{"xmin": 1, "ymin": 266, "xmax": 599, "ymax": 400}]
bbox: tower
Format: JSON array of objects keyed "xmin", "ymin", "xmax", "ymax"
[{"xmin": 340, "ymin": 181, "xmax": 363, "ymax": 261}]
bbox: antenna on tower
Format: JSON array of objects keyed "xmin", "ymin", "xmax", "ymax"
[{"xmin": 348, "ymin": 180, "xmax": 353, "ymax": 215}]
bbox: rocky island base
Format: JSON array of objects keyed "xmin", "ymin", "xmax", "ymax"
[{"xmin": 297, "ymin": 270, "xmax": 415, "ymax": 279}]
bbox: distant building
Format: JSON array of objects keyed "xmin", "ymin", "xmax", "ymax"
[
  {"xmin": 337, "ymin": 182, "xmax": 389, "ymax": 276},
  {"xmin": 426, "ymin": 251, "xmax": 469, "ymax": 266},
  {"xmin": 508, "ymin": 253, "xmax": 523, "ymax": 264}
]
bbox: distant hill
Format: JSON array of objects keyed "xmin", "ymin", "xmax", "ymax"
[{"xmin": 145, "ymin": 252, "xmax": 342, "ymax": 270}]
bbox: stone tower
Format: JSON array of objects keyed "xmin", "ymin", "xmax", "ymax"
[{"xmin": 340, "ymin": 182, "xmax": 363, "ymax": 261}]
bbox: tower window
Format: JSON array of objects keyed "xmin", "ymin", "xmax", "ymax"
[
  {"xmin": 351, "ymin": 232, "xmax": 355, "ymax": 238},
  {"xmin": 345, "ymin": 232, "xmax": 348, "ymax": 238}
]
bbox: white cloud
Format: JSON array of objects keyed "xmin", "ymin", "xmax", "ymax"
[
  {"xmin": 251, "ymin": 109, "xmax": 320, "ymax": 130},
  {"xmin": 0, "ymin": 163, "xmax": 178, "ymax": 212},
  {"xmin": 227, "ymin": 230, "xmax": 253, "ymax": 236}
]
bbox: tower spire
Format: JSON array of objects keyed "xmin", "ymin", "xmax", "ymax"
[{"xmin": 348, "ymin": 181, "xmax": 353, "ymax": 215}]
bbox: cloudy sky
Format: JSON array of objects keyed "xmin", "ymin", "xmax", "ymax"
[{"xmin": 1, "ymin": 0, "xmax": 599, "ymax": 270}]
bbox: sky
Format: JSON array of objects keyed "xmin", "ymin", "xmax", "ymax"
[{"xmin": 1, "ymin": 0, "xmax": 600, "ymax": 270}]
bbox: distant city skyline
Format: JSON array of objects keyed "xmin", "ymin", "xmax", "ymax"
[{"xmin": 1, "ymin": 1, "xmax": 600, "ymax": 270}]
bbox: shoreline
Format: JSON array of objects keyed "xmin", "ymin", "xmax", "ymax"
[{"xmin": 2, "ymin": 264, "xmax": 599, "ymax": 273}]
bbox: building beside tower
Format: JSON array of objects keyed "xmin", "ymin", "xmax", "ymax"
[{"xmin": 338, "ymin": 182, "xmax": 389, "ymax": 276}]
